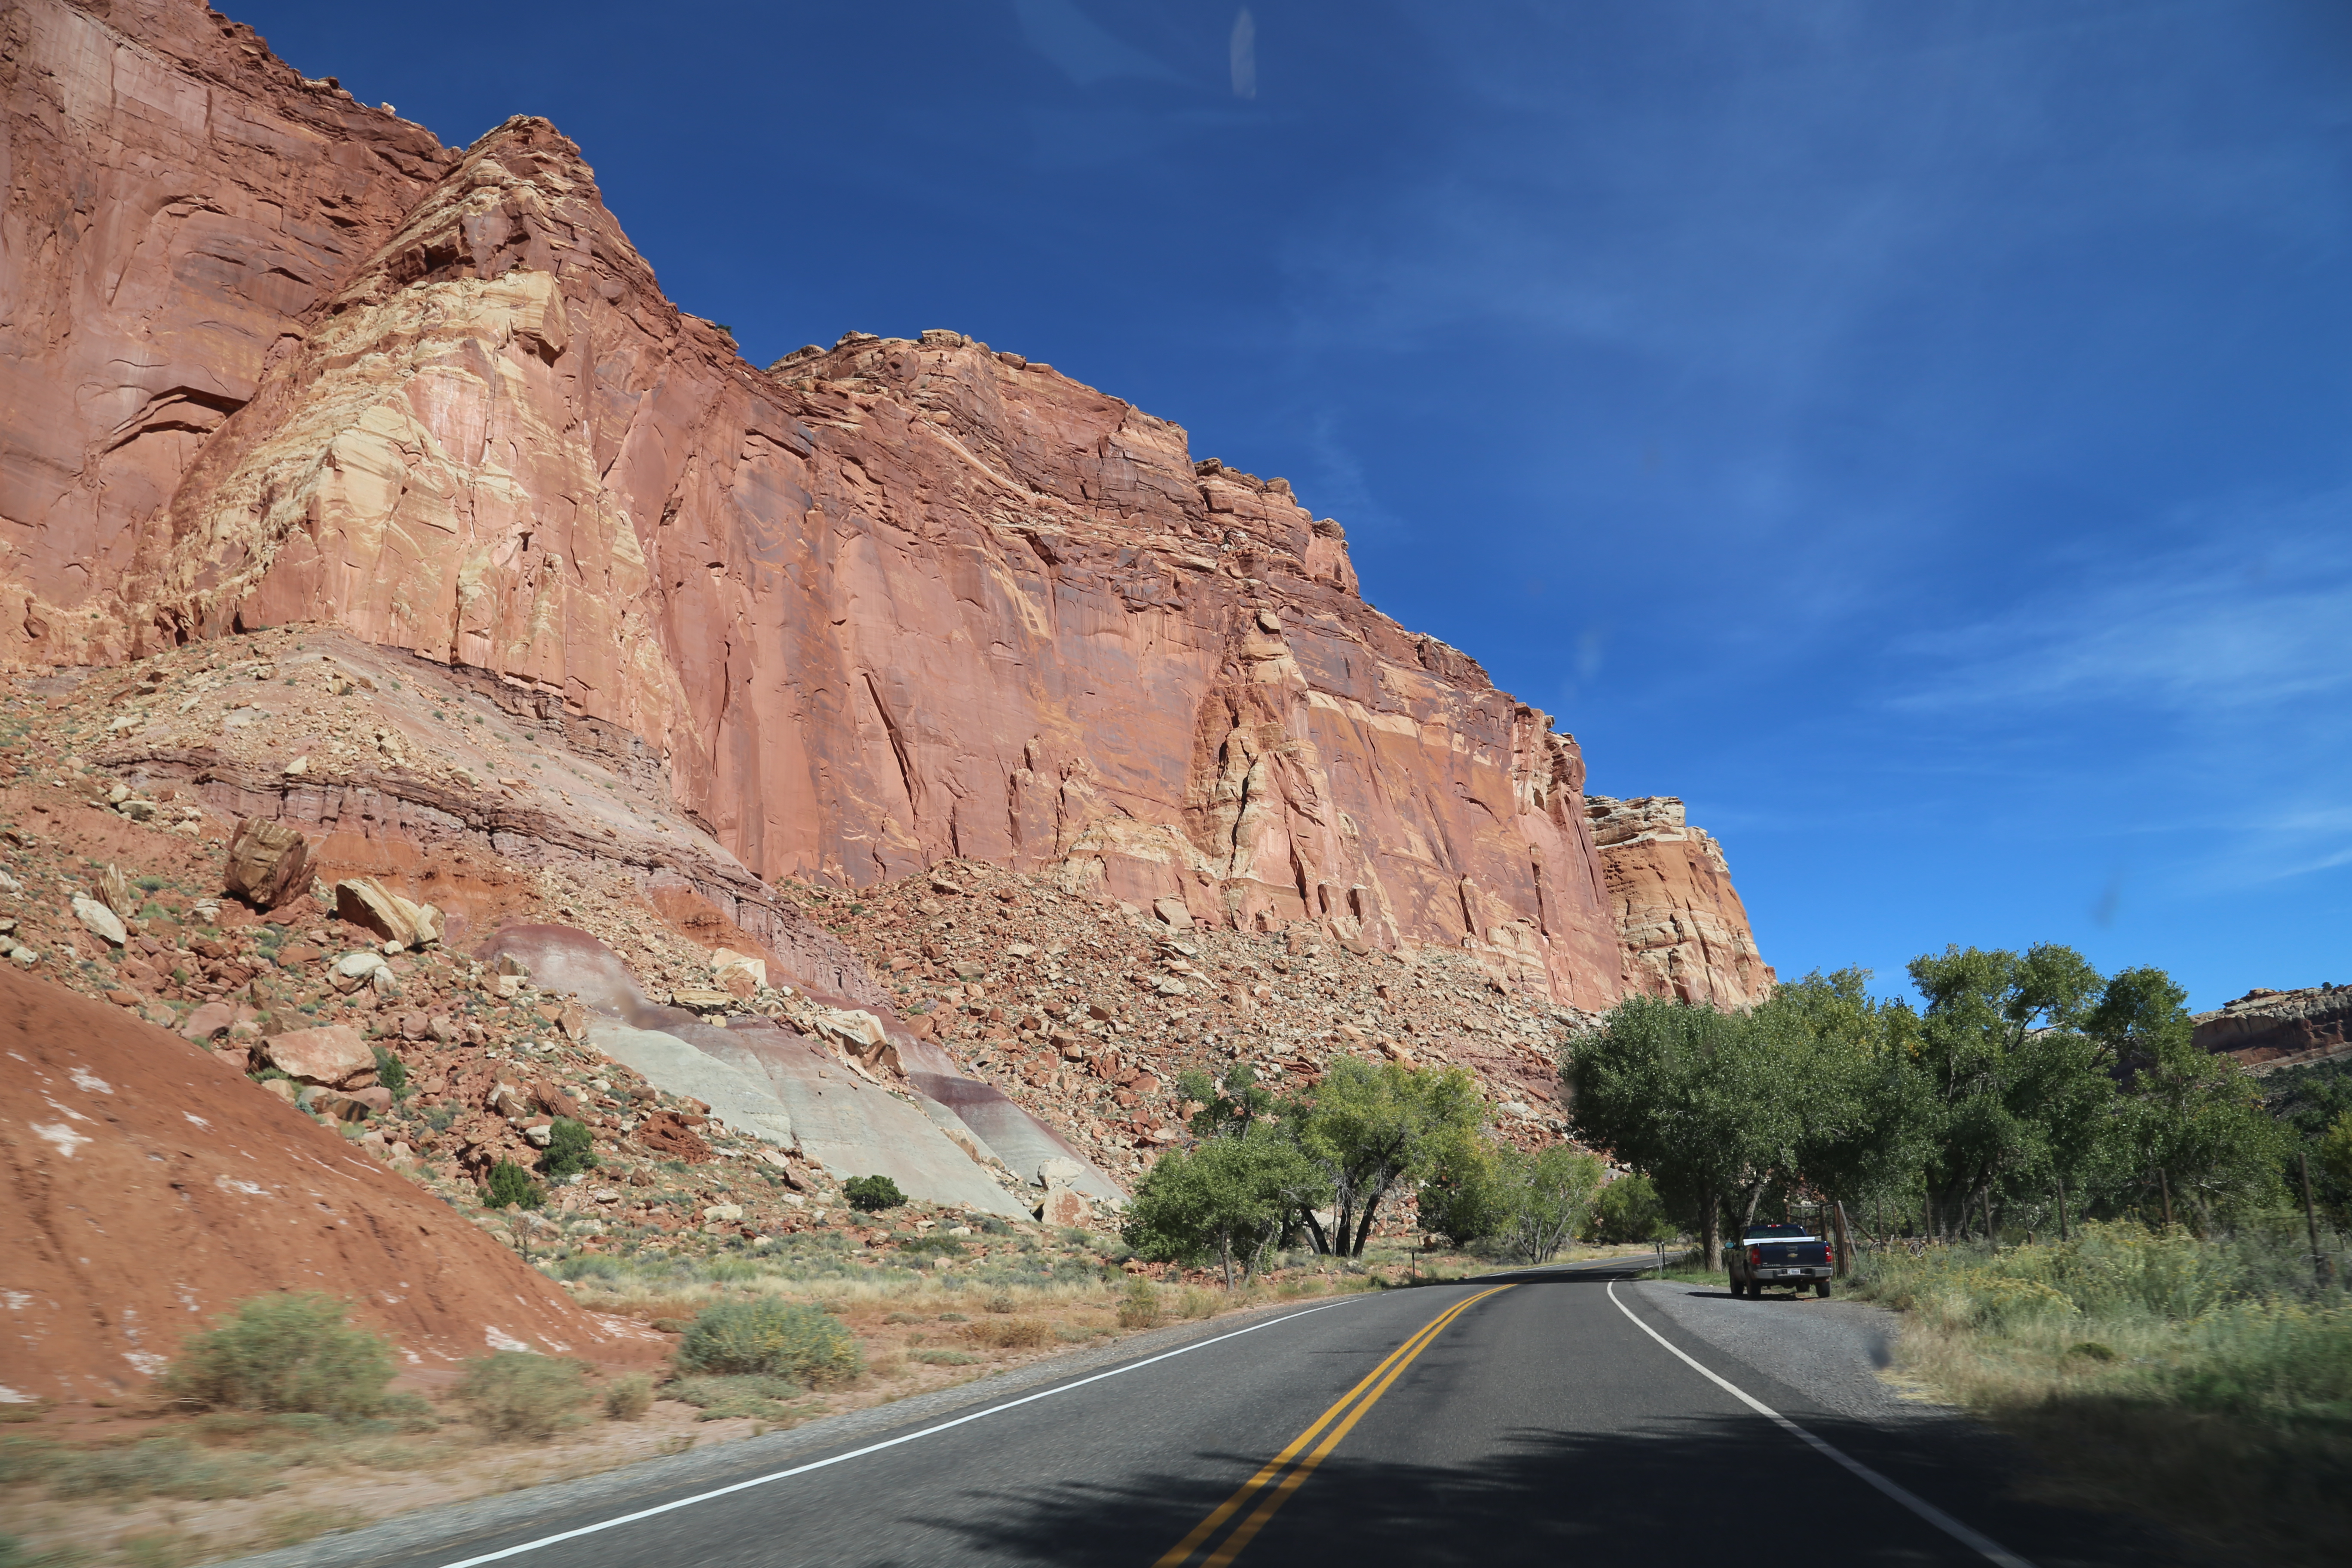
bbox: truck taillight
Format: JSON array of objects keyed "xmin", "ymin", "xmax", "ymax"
[
  {"xmin": 1825, "ymin": 1243, "xmax": 1835, "ymax": 1266},
  {"xmin": 1748, "ymin": 1246, "xmax": 1761, "ymax": 1266}
]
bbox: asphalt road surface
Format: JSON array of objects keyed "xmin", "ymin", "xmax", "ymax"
[{"xmin": 346, "ymin": 1258, "xmax": 2183, "ymax": 1568}]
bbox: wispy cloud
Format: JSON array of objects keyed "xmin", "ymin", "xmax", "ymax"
[{"xmin": 1888, "ymin": 490, "xmax": 2352, "ymax": 718}]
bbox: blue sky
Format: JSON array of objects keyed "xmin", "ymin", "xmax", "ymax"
[{"xmin": 230, "ymin": 1, "xmax": 2351, "ymax": 1010}]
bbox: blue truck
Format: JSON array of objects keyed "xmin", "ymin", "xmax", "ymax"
[{"xmin": 1724, "ymin": 1221, "xmax": 1834, "ymax": 1298}]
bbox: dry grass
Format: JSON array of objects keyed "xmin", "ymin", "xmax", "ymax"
[{"xmin": 1850, "ymin": 1222, "xmax": 2352, "ymax": 1566}]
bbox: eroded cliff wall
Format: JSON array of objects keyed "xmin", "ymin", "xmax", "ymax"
[
  {"xmin": 0, "ymin": 0, "xmax": 1768, "ymax": 1008},
  {"xmin": 1585, "ymin": 794, "xmax": 1775, "ymax": 1009}
]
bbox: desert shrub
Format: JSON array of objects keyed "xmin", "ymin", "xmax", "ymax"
[
  {"xmin": 484, "ymin": 1159, "xmax": 544, "ymax": 1210},
  {"xmin": 552, "ymin": 1254, "xmax": 623, "ymax": 1283},
  {"xmin": 844, "ymin": 1175, "xmax": 904, "ymax": 1213},
  {"xmin": 2, "ymin": 1436, "xmax": 274, "ymax": 1501},
  {"xmin": 700, "ymin": 1258, "xmax": 759, "ymax": 1284},
  {"xmin": 1117, "ymin": 1279, "xmax": 1161, "ymax": 1329},
  {"xmin": 1178, "ymin": 1286, "xmax": 1218, "ymax": 1320},
  {"xmin": 667, "ymin": 1374, "xmax": 807, "ymax": 1421},
  {"xmin": 964, "ymin": 1317, "xmax": 1050, "ymax": 1350},
  {"xmin": 455, "ymin": 1353, "xmax": 590, "ymax": 1440},
  {"xmin": 540, "ymin": 1118, "xmax": 598, "ymax": 1180},
  {"xmin": 910, "ymin": 1348, "xmax": 980, "ymax": 1365},
  {"xmin": 983, "ymin": 1292, "xmax": 1017, "ymax": 1314},
  {"xmin": 602, "ymin": 1374, "xmax": 653, "ymax": 1421},
  {"xmin": 899, "ymin": 1233, "xmax": 965, "ymax": 1260},
  {"xmin": 677, "ymin": 1299, "xmax": 861, "ymax": 1385},
  {"xmin": 162, "ymin": 1294, "xmax": 394, "ymax": 1418},
  {"xmin": 369, "ymin": 1044, "xmax": 407, "ymax": 1098}
]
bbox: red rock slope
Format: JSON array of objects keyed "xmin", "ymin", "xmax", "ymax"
[
  {"xmin": 0, "ymin": 965, "xmax": 645, "ymax": 1403},
  {"xmin": 0, "ymin": 0, "xmax": 1764, "ymax": 1010}
]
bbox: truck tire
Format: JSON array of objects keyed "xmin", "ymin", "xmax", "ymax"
[{"xmin": 1815, "ymin": 1279, "xmax": 1831, "ymax": 1298}]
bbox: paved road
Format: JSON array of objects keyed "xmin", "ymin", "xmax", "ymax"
[{"xmin": 343, "ymin": 1258, "xmax": 2183, "ymax": 1568}]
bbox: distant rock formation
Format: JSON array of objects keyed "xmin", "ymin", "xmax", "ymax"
[
  {"xmin": 2192, "ymin": 983, "xmax": 2352, "ymax": 1074},
  {"xmin": 1585, "ymin": 795, "xmax": 1775, "ymax": 1009},
  {"xmin": 0, "ymin": 0, "xmax": 1769, "ymax": 1008}
]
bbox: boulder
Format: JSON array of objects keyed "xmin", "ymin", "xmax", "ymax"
[
  {"xmin": 710, "ymin": 947, "xmax": 768, "ymax": 989},
  {"xmin": 98, "ymin": 864, "xmax": 138, "ymax": 919},
  {"xmin": 70, "ymin": 896, "xmax": 127, "ymax": 946},
  {"xmin": 223, "ymin": 819, "xmax": 318, "ymax": 911},
  {"xmin": 180, "ymin": 1001, "xmax": 237, "ymax": 1041},
  {"xmin": 335, "ymin": 878, "xmax": 417, "ymax": 947},
  {"xmin": 262, "ymin": 1025, "xmax": 376, "ymax": 1087},
  {"xmin": 1151, "ymin": 898, "xmax": 1193, "ymax": 930},
  {"xmin": 300, "ymin": 1087, "xmax": 374, "ymax": 1122},
  {"xmin": 1038, "ymin": 1182, "xmax": 1092, "ymax": 1229},
  {"xmin": 330, "ymin": 950, "xmax": 387, "ymax": 994}
]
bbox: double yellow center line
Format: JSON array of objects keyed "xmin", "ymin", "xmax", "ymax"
[{"xmin": 1153, "ymin": 1284, "xmax": 1516, "ymax": 1567}]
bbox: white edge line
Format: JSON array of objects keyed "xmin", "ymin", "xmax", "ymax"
[
  {"xmin": 433, "ymin": 1295, "xmax": 1371, "ymax": 1568},
  {"xmin": 1605, "ymin": 1280, "xmax": 2036, "ymax": 1568}
]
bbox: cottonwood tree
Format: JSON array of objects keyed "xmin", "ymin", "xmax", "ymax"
[
  {"xmin": 2094, "ymin": 965, "xmax": 2285, "ymax": 1223},
  {"xmin": 1292, "ymin": 1059, "xmax": 1485, "ymax": 1257},
  {"xmin": 1563, "ymin": 995, "xmax": 1803, "ymax": 1262},
  {"xmin": 1123, "ymin": 1128, "xmax": 1329, "ymax": 1287}
]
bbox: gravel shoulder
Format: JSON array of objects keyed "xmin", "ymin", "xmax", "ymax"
[{"xmin": 1627, "ymin": 1277, "xmax": 1949, "ymax": 1426}]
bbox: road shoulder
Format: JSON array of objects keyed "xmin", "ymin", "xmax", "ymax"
[{"xmin": 209, "ymin": 1291, "xmax": 1381, "ymax": 1568}]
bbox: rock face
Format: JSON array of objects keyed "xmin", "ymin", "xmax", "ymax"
[
  {"xmin": 1584, "ymin": 795, "xmax": 1775, "ymax": 1009},
  {"xmin": 2193, "ymin": 984, "xmax": 2352, "ymax": 1073},
  {"xmin": 0, "ymin": 0, "xmax": 1765, "ymax": 1009}
]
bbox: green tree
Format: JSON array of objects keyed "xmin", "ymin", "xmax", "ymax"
[
  {"xmin": 1905, "ymin": 944, "xmax": 2117, "ymax": 1238},
  {"xmin": 1589, "ymin": 1173, "xmax": 1675, "ymax": 1245},
  {"xmin": 1415, "ymin": 1131, "xmax": 1509, "ymax": 1249},
  {"xmin": 484, "ymin": 1159, "xmax": 544, "ymax": 1210},
  {"xmin": 1489, "ymin": 1144, "xmax": 1606, "ymax": 1264},
  {"xmin": 539, "ymin": 1118, "xmax": 598, "ymax": 1180},
  {"xmin": 1176, "ymin": 1062, "xmax": 1277, "ymax": 1140},
  {"xmin": 1564, "ymin": 995, "xmax": 1801, "ymax": 1263},
  {"xmin": 1124, "ymin": 1127, "xmax": 1330, "ymax": 1286},
  {"xmin": 2095, "ymin": 967, "xmax": 2285, "ymax": 1224},
  {"xmin": 1292, "ymin": 1059, "xmax": 1485, "ymax": 1256},
  {"xmin": 844, "ymin": 1174, "xmax": 905, "ymax": 1213},
  {"xmin": 2322, "ymin": 1109, "xmax": 2352, "ymax": 1186}
]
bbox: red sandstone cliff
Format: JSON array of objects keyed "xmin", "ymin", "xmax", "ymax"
[
  {"xmin": 1585, "ymin": 794, "xmax": 1775, "ymax": 1009},
  {"xmin": 1, "ymin": 0, "xmax": 1764, "ymax": 1009}
]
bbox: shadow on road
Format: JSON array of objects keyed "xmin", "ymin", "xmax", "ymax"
[{"xmin": 902, "ymin": 1273, "xmax": 2187, "ymax": 1568}]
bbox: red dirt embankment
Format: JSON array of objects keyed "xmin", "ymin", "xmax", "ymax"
[{"xmin": 0, "ymin": 967, "xmax": 650, "ymax": 1405}]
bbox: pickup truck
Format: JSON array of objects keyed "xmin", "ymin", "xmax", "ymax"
[{"xmin": 1725, "ymin": 1222, "xmax": 1834, "ymax": 1298}]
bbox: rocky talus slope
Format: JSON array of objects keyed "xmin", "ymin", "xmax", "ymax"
[
  {"xmin": 0, "ymin": 0, "xmax": 1768, "ymax": 1011},
  {"xmin": 0, "ymin": 637, "xmax": 1591, "ymax": 1403}
]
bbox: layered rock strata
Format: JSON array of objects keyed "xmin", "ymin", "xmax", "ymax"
[
  {"xmin": 1584, "ymin": 794, "xmax": 1775, "ymax": 1009},
  {"xmin": 0, "ymin": 0, "xmax": 1765, "ymax": 1009},
  {"xmin": 2193, "ymin": 983, "xmax": 2352, "ymax": 1073}
]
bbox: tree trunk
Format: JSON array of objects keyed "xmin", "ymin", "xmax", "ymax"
[
  {"xmin": 1700, "ymin": 1186, "xmax": 1721, "ymax": 1270},
  {"xmin": 1350, "ymin": 1188, "xmax": 1384, "ymax": 1257},
  {"xmin": 1220, "ymin": 1234, "xmax": 1233, "ymax": 1291},
  {"xmin": 1302, "ymin": 1209, "xmax": 1333, "ymax": 1255}
]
